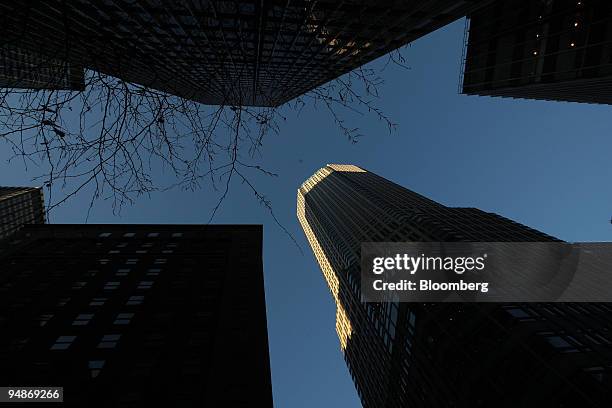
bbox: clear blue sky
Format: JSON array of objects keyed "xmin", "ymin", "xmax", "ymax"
[{"xmin": 2, "ymin": 19, "xmax": 612, "ymax": 407}]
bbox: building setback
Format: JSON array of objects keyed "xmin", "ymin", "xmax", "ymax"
[
  {"xmin": 0, "ymin": 1, "xmax": 493, "ymax": 106},
  {"xmin": 461, "ymin": 0, "xmax": 612, "ymax": 104},
  {"xmin": 0, "ymin": 186, "xmax": 45, "ymax": 239},
  {"xmin": 298, "ymin": 164, "xmax": 612, "ymax": 408},
  {"xmin": 0, "ymin": 224, "xmax": 273, "ymax": 407}
]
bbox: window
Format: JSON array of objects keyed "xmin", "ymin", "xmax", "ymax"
[
  {"xmin": 57, "ymin": 298, "xmax": 71, "ymax": 307},
  {"xmin": 542, "ymin": 334, "xmax": 581, "ymax": 353},
  {"xmin": 162, "ymin": 250, "xmax": 173, "ymax": 254},
  {"xmin": 98, "ymin": 259, "xmax": 110, "ymax": 265},
  {"xmin": 147, "ymin": 232, "xmax": 159, "ymax": 238},
  {"xmin": 116, "ymin": 268, "xmax": 130, "ymax": 276},
  {"xmin": 114, "ymin": 313, "xmax": 135, "ymax": 325},
  {"xmin": 116, "ymin": 242, "xmax": 128, "ymax": 248},
  {"xmin": 154, "ymin": 258, "xmax": 167, "ymax": 265},
  {"xmin": 51, "ymin": 335, "xmax": 76, "ymax": 351},
  {"xmin": 108, "ymin": 250, "xmax": 120, "ymax": 254},
  {"xmin": 37, "ymin": 313, "xmax": 54, "ymax": 327},
  {"xmin": 172, "ymin": 232, "xmax": 183, "ymax": 238},
  {"xmin": 144, "ymin": 333, "xmax": 166, "ymax": 348},
  {"xmin": 136, "ymin": 250, "xmax": 148, "ymax": 254},
  {"xmin": 123, "ymin": 232, "xmax": 136, "ymax": 238},
  {"xmin": 98, "ymin": 334, "xmax": 121, "ymax": 349},
  {"xmin": 89, "ymin": 360, "xmax": 105, "ymax": 379},
  {"xmin": 126, "ymin": 259, "xmax": 138, "ymax": 265},
  {"xmin": 72, "ymin": 281, "xmax": 87, "ymax": 290},
  {"xmin": 147, "ymin": 269, "xmax": 161, "ymax": 276},
  {"xmin": 90, "ymin": 297, "xmax": 107, "ymax": 306},
  {"xmin": 137, "ymin": 281, "xmax": 154, "ymax": 290},
  {"xmin": 506, "ymin": 307, "xmax": 531, "ymax": 319},
  {"xmin": 142, "ymin": 243, "xmax": 154, "ymax": 248},
  {"xmin": 546, "ymin": 336, "xmax": 572, "ymax": 349},
  {"xmin": 104, "ymin": 282, "xmax": 120, "ymax": 290},
  {"xmin": 72, "ymin": 314, "xmax": 94, "ymax": 326},
  {"xmin": 126, "ymin": 295, "xmax": 144, "ymax": 306},
  {"xmin": 98, "ymin": 233, "xmax": 112, "ymax": 238}
]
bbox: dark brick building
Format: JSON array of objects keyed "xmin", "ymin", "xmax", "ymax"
[{"xmin": 0, "ymin": 224, "xmax": 273, "ymax": 407}]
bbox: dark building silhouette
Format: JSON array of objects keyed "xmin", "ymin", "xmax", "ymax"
[
  {"xmin": 0, "ymin": 224, "xmax": 273, "ymax": 407},
  {"xmin": 461, "ymin": 0, "xmax": 612, "ymax": 104},
  {"xmin": 298, "ymin": 164, "xmax": 612, "ymax": 408},
  {"xmin": 0, "ymin": 1, "xmax": 493, "ymax": 106},
  {"xmin": 0, "ymin": 45, "xmax": 85, "ymax": 90},
  {"xmin": 0, "ymin": 186, "xmax": 45, "ymax": 239}
]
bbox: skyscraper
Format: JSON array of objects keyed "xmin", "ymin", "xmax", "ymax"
[
  {"xmin": 461, "ymin": 0, "xmax": 612, "ymax": 104},
  {"xmin": 0, "ymin": 44, "xmax": 85, "ymax": 90},
  {"xmin": 298, "ymin": 164, "xmax": 611, "ymax": 407},
  {"xmin": 0, "ymin": 186, "xmax": 45, "ymax": 239},
  {"xmin": 0, "ymin": 224, "xmax": 273, "ymax": 407},
  {"xmin": 0, "ymin": 1, "xmax": 493, "ymax": 106}
]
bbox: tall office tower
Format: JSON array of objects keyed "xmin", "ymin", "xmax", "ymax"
[
  {"xmin": 297, "ymin": 164, "xmax": 612, "ymax": 408},
  {"xmin": 0, "ymin": 186, "xmax": 45, "ymax": 239},
  {"xmin": 0, "ymin": 224, "xmax": 273, "ymax": 407},
  {"xmin": 461, "ymin": 0, "xmax": 612, "ymax": 104},
  {"xmin": 0, "ymin": 45, "xmax": 85, "ymax": 90},
  {"xmin": 0, "ymin": 1, "xmax": 493, "ymax": 106}
]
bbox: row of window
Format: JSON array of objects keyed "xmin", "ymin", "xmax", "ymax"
[
  {"xmin": 99, "ymin": 232, "xmax": 183, "ymax": 238},
  {"xmin": 51, "ymin": 334, "xmax": 121, "ymax": 350}
]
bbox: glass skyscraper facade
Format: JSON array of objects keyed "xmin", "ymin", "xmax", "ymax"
[
  {"xmin": 298, "ymin": 164, "xmax": 611, "ymax": 407},
  {"xmin": 462, "ymin": 0, "xmax": 612, "ymax": 104},
  {"xmin": 1, "ymin": 1, "xmax": 492, "ymax": 106}
]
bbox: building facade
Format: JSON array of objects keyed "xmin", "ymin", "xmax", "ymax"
[
  {"xmin": 298, "ymin": 164, "xmax": 611, "ymax": 407},
  {"xmin": 0, "ymin": 186, "xmax": 45, "ymax": 239},
  {"xmin": 461, "ymin": 0, "xmax": 612, "ymax": 104},
  {"xmin": 0, "ymin": 44, "xmax": 84, "ymax": 90},
  {"xmin": 0, "ymin": 224, "xmax": 273, "ymax": 407},
  {"xmin": 0, "ymin": 1, "xmax": 492, "ymax": 106}
]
